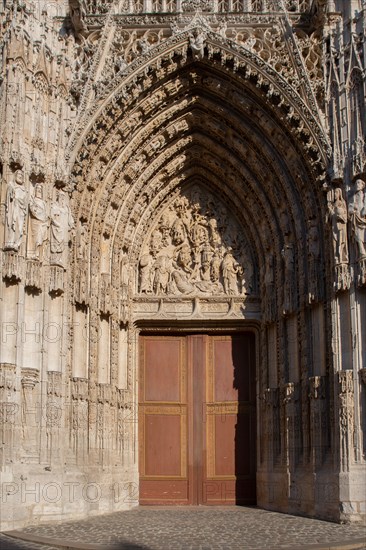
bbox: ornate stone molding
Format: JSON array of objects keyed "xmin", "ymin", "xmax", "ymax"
[
  {"xmin": 67, "ymin": 31, "xmax": 330, "ymax": 169},
  {"xmin": 2, "ymin": 251, "xmax": 24, "ymax": 283},
  {"xmin": 21, "ymin": 368, "xmax": 39, "ymax": 389}
]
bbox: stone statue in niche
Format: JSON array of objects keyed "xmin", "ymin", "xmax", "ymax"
[
  {"xmin": 28, "ymin": 184, "xmax": 48, "ymax": 260},
  {"xmin": 327, "ymin": 188, "xmax": 349, "ymax": 265},
  {"xmin": 138, "ymin": 186, "xmax": 254, "ymax": 297},
  {"xmin": 349, "ymin": 179, "xmax": 366, "ymax": 261},
  {"xmin": 4, "ymin": 170, "xmax": 28, "ymax": 251},
  {"xmin": 50, "ymin": 190, "xmax": 74, "ymax": 268}
]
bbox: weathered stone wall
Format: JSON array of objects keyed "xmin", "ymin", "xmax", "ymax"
[{"xmin": 0, "ymin": 0, "xmax": 365, "ymax": 530}]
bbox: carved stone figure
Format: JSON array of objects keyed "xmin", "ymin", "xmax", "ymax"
[
  {"xmin": 189, "ymin": 30, "xmax": 206, "ymax": 60},
  {"xmin": 28, "ymin": 184, "xmax": 48, "ymax": 260},
  {"xmin": 76, "ymin": 220, "xmax": 88, "ymax": 261},
  {"xmin": 349, "ymin": 179, "xmax": 366, "ymax": 260},
  {"xmin": 137, "ymin": 186, "xmax": 254, "ymax": 298},
  {"xmin": 328, "ymin": 188, "xmax": 349, "ymax": 264},
  {"xmin": 69, "ymin": 0, "xmax": 88, "ymax": 36},
  {"xmin": 4, "ymin": 170, "xmax": 28, "ymax": 251},
  {"xmin": 139, "ymin": 253, "xmax": 154, "ymax": 294},
  {"xmin": 222, "ymin": 248, "xmax": 239, "ymax": 295},
  {"xmin": 50, "ymin": 191, "xmax": 74, "ymax": 268},
  {"xmin": 120, "ymin": 252, "xmax": 129, "ymax": 298},
  {"xmin": 153, "ymin": 255, "xmax": 171, "ymax": 294}
]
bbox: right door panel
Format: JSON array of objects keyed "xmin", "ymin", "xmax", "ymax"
[{"xmin": 203, "ymin": 333, "xmax": 256, "ymax": 505}]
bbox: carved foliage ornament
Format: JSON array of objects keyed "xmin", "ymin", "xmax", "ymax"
[{"xmin": 138, "ymin": 185, "xmax": 255, "ymax": 297}]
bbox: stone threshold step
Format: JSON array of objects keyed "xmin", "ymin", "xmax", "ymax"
[
  {"xmin": 2, "ymin": 531, "xmax": 115, "ymax": 550},
  {"xmin": 2, "ymin": 531, "xmax": 366, "ymax": 550}
]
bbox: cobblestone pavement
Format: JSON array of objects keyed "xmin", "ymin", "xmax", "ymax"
[{"xmin": 2, "ymin": 507, "xmax": 366, "ymax": 550}]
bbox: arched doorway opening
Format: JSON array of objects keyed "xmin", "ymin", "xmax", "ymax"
[{"xmin": 68, "ymin": 36, "xmax": 330, "ymax": 518}]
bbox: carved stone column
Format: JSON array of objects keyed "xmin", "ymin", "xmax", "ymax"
[
  {"xmin": 282, "ymin": 383, "xmax": 299, "ymax": 471},
  {"xmin": 263, "ymin": 388, "xmax": 277, "ymax": 468},
  {"xmin": 0, "ymin": 364, "xmax": 18, "ymax": 464},
  {"xmin": 45, "ymin": 371, "xmax": 63, "ymax": 464},
  {"xmin": 309, "ymin": 375, "xmax": 327, "ymax": 468},
  {"xmin": 20, "ymin": 368, "xmax": 40, "ymax": 460},
  {"xmin": 71, "ymin": 377, "xmax": 89, "ymax": 462},
  {"xmin": 359, "ymin": 369, "xmax": 366, "ymax": 458},
  {"xmin": 270, "ymin": 387, "xmax": 281, "ymax": 465},
  {"xmin": 356, "ymin": 259, "xmax": 366, "ymax": 287},
  {"xmin": 338, "ymin": 370, "xmax": 354, "ymax": 471}
]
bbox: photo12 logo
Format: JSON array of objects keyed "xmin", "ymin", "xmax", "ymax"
[{"xmin": 1, "ymin": 481, "xmax": 139, "ymax": 505}]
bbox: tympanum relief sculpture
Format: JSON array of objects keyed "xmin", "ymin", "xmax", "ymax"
[{"xmin": 138, "ymin": 186, "xmax": 255, "ymax": 298}]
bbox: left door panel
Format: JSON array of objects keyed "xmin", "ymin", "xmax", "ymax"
[{"xmin": 139, "ymin": 335, "xmax": 190, "ymax": 504}]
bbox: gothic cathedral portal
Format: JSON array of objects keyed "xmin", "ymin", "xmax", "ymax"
[{"xmin": 1, "ymin": 0, "xmax": 366, "ymax": 530}]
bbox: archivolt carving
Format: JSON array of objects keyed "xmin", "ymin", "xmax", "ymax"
[
  {"xmin": 137, "ymin": 185, "xmax": 255, "ymax": 298},
  {"xmin": 67, "ymin": 30, "xmax": 330, "ymax": 169},
  {"xmin": 64, "ymin": 16, "xmax": 331, "ymax": 341}
]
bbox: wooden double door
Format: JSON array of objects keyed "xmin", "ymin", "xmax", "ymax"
[{"xmin": 139, "ymin": 332, "xmax": 256, "ymax": 505}]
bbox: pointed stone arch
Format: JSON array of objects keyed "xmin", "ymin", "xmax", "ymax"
[
  {"xmin": 69, "ymin": 46, "xmax": 329, "ymax": 314},
  {"xmin": 67, "ymin": 30, "xmax": 330, "ymax": 168},
  {"xmin": 65, "ymin": 33, "xmax": 337, "ymax": 518}
]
